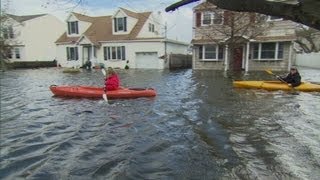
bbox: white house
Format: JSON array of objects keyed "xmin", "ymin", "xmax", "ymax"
[
  {"xmin": 2, "ymin": 14, "xmax": 65, "ymax": 62},
  {"xmin": 55, "ymin": 8, "xmax": 189, "ymax": 69}
]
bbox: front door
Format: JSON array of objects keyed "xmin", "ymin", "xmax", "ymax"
[
  {"xmin": 83, "ymin": 46, "xmax": 91, "ymax": 65},
  {"xmin": 233, "ymin": 47, "xmax": 243, "ymax": 71}
]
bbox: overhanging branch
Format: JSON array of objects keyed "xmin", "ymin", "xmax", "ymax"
[{"xmin": 165, "ymin": 0, "xmax": 320, "ymax": 30}]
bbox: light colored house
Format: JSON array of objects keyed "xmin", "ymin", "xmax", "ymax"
[
  {"xmin": 55, "ymin": 8, "xmax": 189, "ymax": 69},
  {"xmin": 192, "ymin": 1, "xmax": 298, "ymax": 71},
  {"xmin": 2, "ymin": 14, "xmax": 65, "ymax": 62}
]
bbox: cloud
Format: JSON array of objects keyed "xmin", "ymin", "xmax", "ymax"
[{"xmin": 6, "ymin": 0, "xmax": 198, "ymax": 42}]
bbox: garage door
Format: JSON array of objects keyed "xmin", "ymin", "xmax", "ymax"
[{"xmin": 135, "ymin": 52, "xmax": 160, "ymax": 69}]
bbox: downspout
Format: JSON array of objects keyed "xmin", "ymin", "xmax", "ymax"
[
  {"xmin": 288, "ymin": 41, "xmax": 293, "ymax": 71},
  {"xmin": 224, "ymin": 45, "xmax": 229, "ymax": 71},
  {"xmin": 245, "ymin": 42, "xmax": 250, "ymax": 72}
]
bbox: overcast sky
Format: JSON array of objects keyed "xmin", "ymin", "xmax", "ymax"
[{"xmin": 4, "ymin": 0, "xmax": 201, "ymax": 42}]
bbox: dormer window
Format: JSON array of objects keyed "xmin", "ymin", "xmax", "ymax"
[
  {"xmin": 114, "ymin": 17, "xmax": 127, "ymax": 32},
  {"xmin": 3, "ymin": 26, "xmax": 14, "ymax": 39},
  {"xmin": 148, "ymin": 23, "xmax": 155, "ymax": 32},
  {"xmin": 202, "ymin": 12, "xmax": 223, "ymax": 26},
  {"xmin": 68, "ymin": 21, "xmax": 79, "ymax": 34}
]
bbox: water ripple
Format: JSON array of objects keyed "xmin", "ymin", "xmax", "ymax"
[{"xmin": 0, "ymin": 68, "xmax": 319, "ymax": 179}]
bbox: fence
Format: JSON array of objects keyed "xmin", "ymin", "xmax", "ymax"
[
  {"xmin": 295, "ymin": 52, "xmax": 320, "ymax": 69},
  {"xmin": 169, "ymin": 54, "xmax": 192, "ymax": 69}
]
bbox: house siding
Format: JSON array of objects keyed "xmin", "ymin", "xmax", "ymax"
[
  {"xmin": 24, "ymin": 15, "xmax": 65, "ymax": 62},
  {"xmin": 56, "ymin": 40, "xmax": 188, "ymax": 69},
  {"xmin": 5, "ymin": 14, "xmax": 64, "ymax": 62}
]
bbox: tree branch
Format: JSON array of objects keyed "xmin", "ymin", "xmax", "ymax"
[{"xmin": 166, "ymin": 0, "xmax": 320, "ymax": 30}]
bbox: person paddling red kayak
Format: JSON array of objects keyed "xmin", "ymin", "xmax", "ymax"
[{"xmin": 104, "ymin": 67, "xmax": 120, "ymax": 91}]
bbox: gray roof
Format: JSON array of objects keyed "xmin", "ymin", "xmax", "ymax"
[{"xmin": 7, "ymin": 14, "xmax": 47, "ymax": 22}]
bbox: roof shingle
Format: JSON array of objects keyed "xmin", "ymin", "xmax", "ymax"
[{"xmin": 56, "ymin": 9, "xmax": 152, "ymax": 45}]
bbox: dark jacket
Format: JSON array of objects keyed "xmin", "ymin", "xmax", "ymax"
[
  {"xmin": 281, "ymin": 72, "xmax": 301, "ymax": 87},
  {"xmin": 104, "ymin": 74, "xmax": 120, "ymax": 91}
]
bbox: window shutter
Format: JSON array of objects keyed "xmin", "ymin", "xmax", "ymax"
[
  {"xmin": 122, "ymin": 46, "xmax": 126, "ymax": 60},
  {"xmin": 9, "ymin": 27, "xmax": 14, "ymax": 38},
  {"xmin": 223, "ymin": 11, "xmax": 230, "ymax": 25},
  {"xmin": 196, "ymin": 12, "xmax": 201, "ymax": 27},
  {"xmin": 67, "ymin": 22, "xmax": 71, "ymax": 35},
  {"xmin": 75, "ymin": 21, "xmax": 79, "ymax": 34},
  {"xmin": 66, "ymin": 47, "xmax": 70, "ymax": 60},
  {"xmin": 199, "ymin": 46, "xmax": 203, "ymax": 59},
  {"xmin": 114, "ymin": 18, "xmax": 118, "ymax": 32},
  {"xmin": 249, "ymin": 13, "xmax": 256, "ymax": 23},
  {"xmin": 124, "ymin": 17, "xmax": 127, "ymax": 32},
  {"xmin": 104, "ymin": 47, "xmax": 107, "ymax": 60}
]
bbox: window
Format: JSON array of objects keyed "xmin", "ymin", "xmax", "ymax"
[
  {"xmin": 149, "ymin": 23, "xmax": 155, "ymax": 32},
  {"xmin": 250, "ymin": 42, "xmax": 284, "ymax": 60},
  {"xmin": 6, "ymin": 49, "xmax": 12, "ymax": 59},
  {"xmin": 15, "ymin": 48, "xmax": 20, "ymax": 59},
  {"xmin": 68, "ymin": 21, "xmax": 79, "ymax": 34},
  {"xmin": 202, "ymin": 12, "xmax": 223, "ymax": 25},
  {"xmin": 199, "ymin": 45, "xmax": 224, "ymax": 60},
  {"xmin": 114, "ymin": 17, "xmax": 127, "ymax": 32},
  {"xmin": 205, "ymin": 45, "xmax": 216, "ymax": 59},
  {"xmin": 261, "ymin": 43, "xmax": 276, "ymax": 59},
  {"xmin": 66, "ymin": 47, "xmax": 79, "ymax": 61},
  {"xmin": 3, "ymin": 26, "xmax": 14, "ymax": 39},
  {"xmin": 203, "ymin": 12, "xmax": 211, "ymax": 25},
  {"xmin": 104, "ymin": 46, "xmax": 126, "ymax": 60}
]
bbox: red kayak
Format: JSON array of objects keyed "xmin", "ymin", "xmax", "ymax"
[{"xmin": 50, "ymin": 85, "xmax": 156, "ymax": 99}]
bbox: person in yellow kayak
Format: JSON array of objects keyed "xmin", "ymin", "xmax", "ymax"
[{"xmin": 277, "ymin": 66, "xmax": 301, "ymax": 87}]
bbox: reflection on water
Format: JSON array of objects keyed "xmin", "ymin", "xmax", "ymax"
[{"xmin": 0, "ymin": 68, "xmax": 319, "ymax": 179}]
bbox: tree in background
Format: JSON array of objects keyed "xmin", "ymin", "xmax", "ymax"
[
  {"xmin": 194, "ymin": 3, "xmax": 272, "ymax": 68},
  {"xmin": 166, "ymin": 0, "xmax": 320, "ymax": 31},
  {"xmin": 295, "ymin": 25, "xmax": 320, "ymax": 53},
  {"xmin": 0, "ymin": 0, "xmax": 12, "ymax": 69}
]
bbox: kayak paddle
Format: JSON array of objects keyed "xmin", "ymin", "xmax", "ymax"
[
  {"xmin": 101, "ymin": 68, "xmax": 108, "ymax": 102},
  {"xmin": 265, "ymin": 69, "xmax": 287, "ymax": 83},
  {"xmin": 265, "ymin": 69, "xmax": 299, "ymax": 95}
]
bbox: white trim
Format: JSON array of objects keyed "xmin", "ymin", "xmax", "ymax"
[
  {"xmin": 99, "ymin": 39, "xmax": 189, "ymax": 46},
  {"xmin": 201, "ymin": 44, "xmax": 223, "ymax": 61},
  {"xmin": 224, "ymin": 45, "xmax": 229, "ymax": 71},
  {"xmin": 252, "ymin": 42, "xmax": 284, "ymax": 61},
  {"xmin": 267, "ymin": 16, "xmax": 283, "ymax": 22},
  {"xmin": 288, "ymin": 42, "xmax": 293, "ymax": 71},
  {"xmin": 245, "ymin": 42, "xmax": 250, "ymax": 72}
]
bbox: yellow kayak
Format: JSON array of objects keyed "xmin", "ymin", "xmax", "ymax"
[
  {"xmin": 62, "ymin": 68, "xmax": 81, "ymax": 73},
  {"xmin": 233, "ymin": 81, "xmax": 320, "ymax": 92}
]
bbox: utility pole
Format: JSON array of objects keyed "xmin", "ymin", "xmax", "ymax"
[{"xmin": 164, "ymin": 22, "xmax": 167, "ymax": 57}]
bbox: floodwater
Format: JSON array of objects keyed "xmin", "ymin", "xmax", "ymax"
[{"xmin": 0, "ymin": 67, "xmax": 319, "ymax": 179}]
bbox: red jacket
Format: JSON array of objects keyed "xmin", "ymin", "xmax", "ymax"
[{"xmin": 105, "ymin": 74, "xmax": 120, "ymax": 91}]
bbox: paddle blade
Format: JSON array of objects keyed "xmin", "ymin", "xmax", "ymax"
[
  {"xmin": 101, "ymin": 68, "xmax": 107, "ymax": 76},
  {"xmin": 265, "ymin": 69, "xmax": 273, "ymax": 75},
  {"xmin": 102, "ymin": 93, "xmax": 108, "ymax": 102}
]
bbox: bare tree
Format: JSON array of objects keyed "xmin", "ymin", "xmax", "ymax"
[
  {"xmin": 0, "ymin": 1, "xmax": 13, "ymax": 69},
  {"xmin": 295, "ymin": 25, "xmax": 320, "ymax": 53},
  {"xmin": 166, "ymin": 0, "xmax": 320, "ymax": 31},
  {"xmin": 195, "ymin": 4, "xmax": 272, "ymax": 67}
]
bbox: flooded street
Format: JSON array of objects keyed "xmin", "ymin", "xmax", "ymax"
[{"xmin": 1, "ymin": 68, "xmax": 320, "ymax": 179}]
